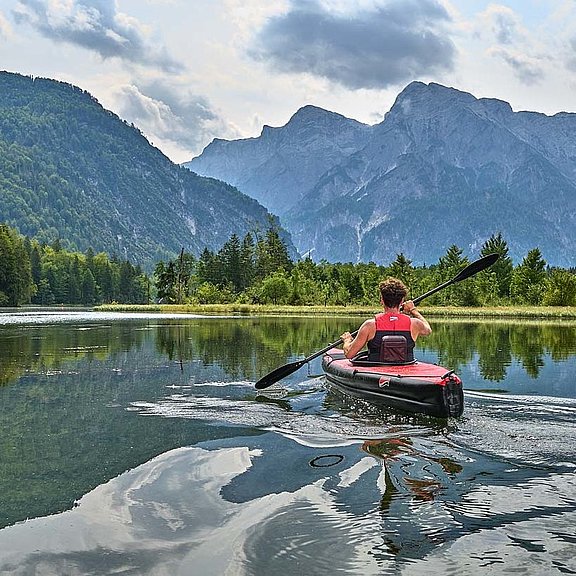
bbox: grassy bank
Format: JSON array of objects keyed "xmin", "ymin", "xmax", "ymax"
[{"xmin": 94, "ymin": 303, "xmax": 576, "ymax": 319}]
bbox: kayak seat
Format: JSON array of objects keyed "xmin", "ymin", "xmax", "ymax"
[{"xmin": 350, "ymin": 349, "xmax": 417, "ymax": 367}]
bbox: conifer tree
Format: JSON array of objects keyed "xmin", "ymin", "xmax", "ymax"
[
  {"xmin": 219, "ymin": 234, "xmax": 242, "ymax": 292},
  {"xmin": 480, "ymin": 232, "xmax": 513, "ymax": 298},
  {"xmin": 240, "ymin": 233, "xmax": 256, "ymax": 291},
  {"xmin": 511, "ymin": 248, "xmax": 547, "ymax": 305}
]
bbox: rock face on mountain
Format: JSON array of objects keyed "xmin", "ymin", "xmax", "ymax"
[
  {"xmin": 187, "ymin": 105, "xmax": 371, "ymax": 216},
  {"xmin": 187, "ymin": 82, "xmax": 576, "ymax": 267},
  {"xmin": 0, "ymin": 72, "xmax": 294, "ymax": 269}
]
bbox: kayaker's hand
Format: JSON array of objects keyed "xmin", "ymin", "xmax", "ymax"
[
  {"xmin": 403, "ymin": 300, "xmax": 416, "ymax": 314},
  {"xmin": 341, "ymin": 331, "xmax": 353, "ymax": 343}
]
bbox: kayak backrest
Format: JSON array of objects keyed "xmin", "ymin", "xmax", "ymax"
[{"xmin": 379, "ymin": 335, "xmax": 408, "ymax": 363}]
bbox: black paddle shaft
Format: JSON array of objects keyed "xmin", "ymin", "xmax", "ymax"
[{"xmin": 255, "ymin": 252, "xmax": 500, "ymax": 389}]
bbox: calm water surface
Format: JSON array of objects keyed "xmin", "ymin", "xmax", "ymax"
[{"xmin": 0, "ymin": 311, "xmax": 575, "ymax": 575}]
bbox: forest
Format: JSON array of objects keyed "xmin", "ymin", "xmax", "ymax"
[
  {"xmin": 153, "ymin": 230, "xmax": 576, "ymax": 307},
  {"xmin": 1, "ymin": 222, "xmax": 576, "ymax": 308},
  {"xmin": 0, "ymin": 223, "xmax": 149, "ymax": 306},
  {"xmin": 0, "ymin": 72, "xmax": 279, "ymax": 270}
]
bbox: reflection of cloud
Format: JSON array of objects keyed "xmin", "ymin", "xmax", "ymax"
[
  {"xmin": 0, "ymin": 436, "xmax": 572, "ymax": 573},
  {"xmin": 249, "ymin": 0, "xmax": 456, "ymax": 89},
  {"xmin": 0, "ymin": 445, "xmax": 385, "ymax": 574},
  {"xmin": 12, "ymin": 0, "xmax": 182, "ymax": 73},
  {"xmin": 115, "ymin": 81, "xmax": 241, "ymax": 157}
]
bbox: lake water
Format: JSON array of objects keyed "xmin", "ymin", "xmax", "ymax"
[{"xmin": 0, "ymin": 311, "xmax": 575, "ymax": 575}]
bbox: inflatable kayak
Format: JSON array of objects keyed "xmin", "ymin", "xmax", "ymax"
[{"xmin": 322, "ymin": 349, "xmax": 464, "ymax": 418}]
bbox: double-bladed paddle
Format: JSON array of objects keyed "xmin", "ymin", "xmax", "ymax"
[{"xmin": 255, "ymin": 252, "xmax": 500, "ymax": 389}]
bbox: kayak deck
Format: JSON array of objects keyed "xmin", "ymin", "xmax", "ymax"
[{"xmin": 322, "ymin": 348, "xmax": 464, "ymax": 418}]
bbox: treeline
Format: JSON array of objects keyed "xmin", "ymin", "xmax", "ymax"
[
  {"xmin": 154, "ymin": 231, "xmax": 576, "ymax": 307},
  {"xmin": 0, "ymin": 224, "xmax": 149, "ymax": 306},
  {"xmin": 2, "ymin": 223, "xmax": 576, "ymax": 307}
]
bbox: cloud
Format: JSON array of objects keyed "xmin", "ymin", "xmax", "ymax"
[
  {"xmin": 490, "ymin": 47, "xmax": 545, "ymax": 85},
  {"xmin": 115, "ymin": 81, "xmax": 241, "ymax": 159},
  {"xmin": 482, "ymin": 4, "xmax": 519, "ymax": 45},
  {"xmin": 0, "ymin": 10, "xmax": 12, "ymax": 39},
  {"xmin": 248, "ymin": 0, "xmax": 456, "ymax": 90},
  {"xmin": 477, "ymin": 5, "xmax": 545, "ymax": 86},
  {"xmin": 12, "ymin": 0, "xmax": 182, "ymax": 73},
  {"xmin": 564, "ymin": 35, "xmax": 576, "ymax": 72}
]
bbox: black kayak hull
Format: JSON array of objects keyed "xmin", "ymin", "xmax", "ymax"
[{"xmin": 322, "ymin": 349, "xmax": 464, "ymax": 418}]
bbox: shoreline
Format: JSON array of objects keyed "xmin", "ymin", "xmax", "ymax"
[{"xmin": 92, "ymin": 303, "xmax": 576, "ymax": 319}]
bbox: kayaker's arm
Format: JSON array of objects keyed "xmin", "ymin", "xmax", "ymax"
[
  {"xmin": 403, "ymin": 300, "xmax": 432, "ymax": 338},
  {"xmin": 341, "ymin": 320, "xmax": 375, "ymax": 358},
  {"xmin": 411, "ymin": 309, "xmax": 432, "ymax": 336}
]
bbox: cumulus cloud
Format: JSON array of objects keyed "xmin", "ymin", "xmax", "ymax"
[
  {"xmin": 115, "ymin": 81, "xmax": 241, "ymax": 159},
  {"xmin": 12, "ymin": 0, "xmax": 182, "ymax": 73},
  {"xmin": 248, "ymin": 0, "xmax": 456, "ymax": 90},
  {"xmin": 490, "ymin": 47, "xmax": 545, "ymax": 85},
  {"xmin": 478, "ymin": 5, "xmax": 545, "ymax": 85},
  {"xmin": 482, "ymin": 4, "xmax": 519, "ymax": 45}
]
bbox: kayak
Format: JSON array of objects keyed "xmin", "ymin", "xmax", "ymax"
[{"xmin": 322, "ymin": 349, "xmax": 464, "ymax": 418}]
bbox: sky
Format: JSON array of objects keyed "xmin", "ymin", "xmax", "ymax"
[{"xmin": 1, "ymin": 0, "xmax": 576, "ymax": 164}]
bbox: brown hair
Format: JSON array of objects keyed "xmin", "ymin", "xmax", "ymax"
[{"xmin": 378, "ymin": 277, "xmax": 408, "ymax": 308}]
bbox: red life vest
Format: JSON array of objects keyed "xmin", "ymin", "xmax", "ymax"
[{"xmin": 367, "ymin": 312, "xmax": 415, "ymax": 362}]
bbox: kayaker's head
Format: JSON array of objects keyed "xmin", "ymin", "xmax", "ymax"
[{"xmin": 379, "ymin": 277, "xmax": 408, "ymax": 309}]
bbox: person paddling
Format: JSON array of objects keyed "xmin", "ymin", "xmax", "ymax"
[{"xmin": 341, "ymin": 277, "xmax": 432, "ymax": 362}]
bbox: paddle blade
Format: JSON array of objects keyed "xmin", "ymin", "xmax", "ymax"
[
  {"xmin": 255, "ymin": 359, "xmax": 306, "ymax": 389},
  {"xmin": 453, "ymin": 252, "xmax": 500, "ymax": 282}
]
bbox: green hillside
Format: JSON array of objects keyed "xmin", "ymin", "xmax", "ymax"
[{"xmin": 0, "ymin": 71, "xmax": 285, "ymax": 269}]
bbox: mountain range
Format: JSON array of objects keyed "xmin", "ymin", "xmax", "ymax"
[
  {"xmin": 0, "ymin": 71, "xmax": 294, "ymax": 269},
  {"xmin": 187, "ymin": 82, "xmax": 576, "ymax": 267}
]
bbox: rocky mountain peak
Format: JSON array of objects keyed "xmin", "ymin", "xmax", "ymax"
[
  {"xmin": 384, "ymin": 82, "xmax": 474, "ymax": 121},
  {"xmin": 186, "ymin": 82, "xmax": 576, "ymax": 267}
]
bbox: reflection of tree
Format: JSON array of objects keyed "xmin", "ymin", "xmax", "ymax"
[
  {"xmin": 545, "ymin": 322, "xmax": 576, "ymax": 362},
  {"xmin": 424, "ymin": 319, "xmax": 576, "ymax": 381},
  {"xmin": 423, "ymin": 322, "xmax": 477, "ymax": 371},
  {"xmin": 509, "ymin": 324, "xmax": 545, "ymax": 378},
  {"xmin": 154, "ymin": 317, "xmax": 576, "ymax": 385},
  {"xmin": 5, "ymin": 316, "xmax": 576, "ymax": 391},
  {"xmin": 0, "ymin": 333, "xmax": 34, "ymax": 386},
  {"xmin": 0, "ymin": 323, "xmax": 147, "ymax": 387},
  {"xmin": 475, "ymin": 323, "xmax": 512, "ymax": 381},
  {"xmin": 154, "ymin": 317, "xmax": 358, "ymax": 381}
]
